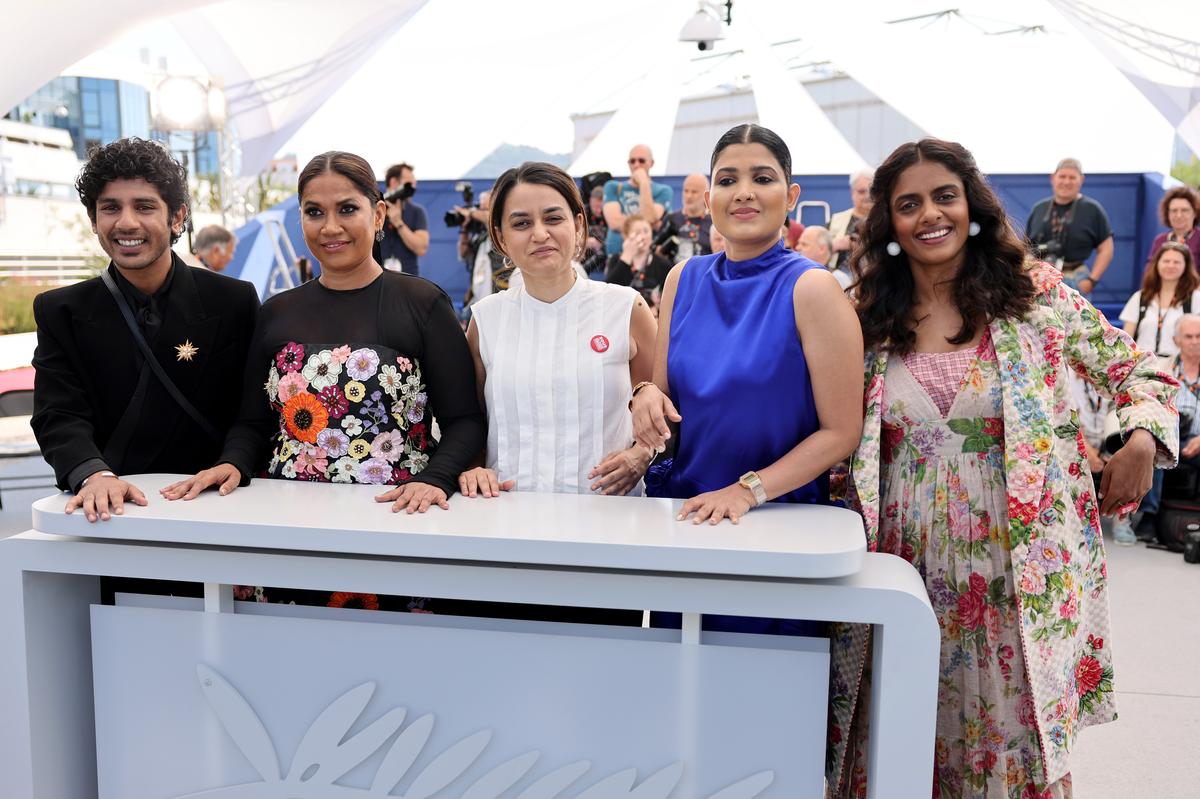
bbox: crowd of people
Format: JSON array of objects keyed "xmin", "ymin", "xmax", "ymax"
[{"xmin": 27, "ymin": 126, "xmax": 1191, "ymax": 799}]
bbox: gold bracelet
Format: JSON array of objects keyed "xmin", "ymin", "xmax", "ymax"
[{"xmin": 628, "ymin": 381, "xmax": 656, "ymax": 411}]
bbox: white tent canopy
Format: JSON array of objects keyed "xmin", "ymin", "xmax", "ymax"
[
  {"xmin": 736, "ymin": 3, "xmax": 866, "ymax": 175},
  {"xmin": 568, "ymin": 47, "xmax": 691, "ymax": 177},
  {"xmin": 788, "ymin": 0, "xmax": 1178, "ymax": 173},
  {"xmin": 1, "ymin": 0, "xmax": 210, "ymax": 117},
  {"xmin": 1, "ymin": 0, "xmax": 1194, "ymax": 177},
  {"xmin": 1, "ymin": 0, "xmax": 427, "ymax": 177},
  {"xmin": 170, "ymin": 0, "xmax": 428, "ymax": 175},
  {"xmin": 1049, "ymin": 0, "xmax": 1200, "ymax": 158}
]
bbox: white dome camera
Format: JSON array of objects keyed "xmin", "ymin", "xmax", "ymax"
[{"xmin": 679, "ymin": 2, "xmax": 728, "ymax": 51}]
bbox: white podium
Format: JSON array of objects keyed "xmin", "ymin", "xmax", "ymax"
[{"xmin": 0, "ymin": 475, "xmax": 938, "ymax": 799}]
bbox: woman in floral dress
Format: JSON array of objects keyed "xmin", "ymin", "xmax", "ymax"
[
  {"xmin": 163, "ymin": 151, "xmax": 485, "ymax": 610},
  {"xmin": 826, "ymin": 139, "xmax": 1179, "ymax": 798}
]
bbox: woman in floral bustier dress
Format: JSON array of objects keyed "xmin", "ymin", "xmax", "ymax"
[
  {"xmin": 164, "ymin": 151, "xmax": 484, "ymax": 611},
  {"xmin": 826, "ymin": 139, "xmax": 1179, "ymax": 799}
]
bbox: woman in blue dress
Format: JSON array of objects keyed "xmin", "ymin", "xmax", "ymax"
[{"xmin": 633, "ymin": 124, "xmax": 864, "ymax": 633}]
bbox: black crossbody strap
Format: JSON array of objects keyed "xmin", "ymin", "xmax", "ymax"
[{"xmin": 100, "ymin": 268, "xmax": 222, "ymax": 441}]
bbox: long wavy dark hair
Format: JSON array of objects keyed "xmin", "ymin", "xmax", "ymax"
[
  {"xmin": 852, "ymin": 138, "xmax": 1035, "ymax": 355},
  {"xmin": 1141, "ymin": 241, "xmax": 1198, "ymax": 307}
]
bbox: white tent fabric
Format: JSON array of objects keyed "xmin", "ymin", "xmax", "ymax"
[
  {"xmin": 172, "ymin": 0, "xmax": 428, "ymax": 176},
  {"xmin": 1, "ymin": 0, "xmax": 1189, "ymax": 179},
  {"xmin": 1049, "ymin": 0, "xmax": 1200, "ymax": 157},
  {"xmin": 790, "ymin": 0, "xmax": 1177, "ymax": 173},
  {"xmin": 0, "ymin": 0, "xmax": 212, "ymax": 117},
  {"xmin": 735, "ymin": 4, "xmax": 866, "ymax": 174},
  {"xmin": 568, "ymin": 47, "xmax": 690, "ymax": 177}
]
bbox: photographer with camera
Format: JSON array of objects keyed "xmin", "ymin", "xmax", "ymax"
[
  {"xmin": 1025, "ymin": 158, "xmax": 1113, "ymax": 296},
  {"xmin": 653, "ymin": 173, "xmax": 712, "ymax": 264},
  {"xmin": 450, "ymin": 187, "xmax": 506, "ymax": 306},
  {"xmin": 578, "ymin": 186, "xmax": 609, "ymax": 275},
  {"xmin": 380, "ymin": 162, "xmax": 430, "ymax": 276}
]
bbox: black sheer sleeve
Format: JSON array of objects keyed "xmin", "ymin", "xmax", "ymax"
[
  {"xmin": 406, "ymin": 284, "xmax": 485, "ymax": 496},
  {"xmin": 216, "ymin": 305, "xmax": 277, "ymax": 483}
]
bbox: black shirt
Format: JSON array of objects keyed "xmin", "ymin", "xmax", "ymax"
[
  {"xmin": 665, "ymin": 211, "xmax": 712, "ymax": 259},
  {"xmin": 1025, "ymin": 195, "xmax": 1112, "ymax": 265},
  {"xmin": 218, "ymin": 270, "xmax": 484, "ymax": 497},
  {"xmin": 111, "ymin": 260, "xmax": 176, "ymax": 350},
  {"xmin": 379, "ymin": 201, "xmax": 429, "ymax": 276},
  {"xmin": 604, "ymin": 253, "xmax": 671, "ymax": 304}
]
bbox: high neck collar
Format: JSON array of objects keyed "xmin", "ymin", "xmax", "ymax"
[{"xmin": 716, "ymin": 241, "xmax": 791, "ymax": 278}]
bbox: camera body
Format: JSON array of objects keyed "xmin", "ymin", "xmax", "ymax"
[
  {"xmin": 444, "ymin": 181, "xmax": 477, "ymax": 228},
  {"xmin": 383, "ymin": 182, "xmax": 415, "ymax": 203},
  {"xmin": 653, "ymin": 216, "xmax": 681, "ymax": 262},
  {"xmin": 1035, "ymin": 239, "xmax": 1064, "ymax": 259}
]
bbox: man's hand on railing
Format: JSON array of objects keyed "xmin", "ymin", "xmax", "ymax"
[{"xmin": 161, "ymin": 464, "xmax": 242, "ymax": 501}]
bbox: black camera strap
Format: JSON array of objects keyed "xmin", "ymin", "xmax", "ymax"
[
  {"xmin": 1137, "ymin": 292, "xmax": 1194, "ymax": 356},
  {"xmin": 1035, "ymin": 197, "xmax": 1078, "ymax": 250},
  {"xmin": 100, "ymin": 268, "xmax": 222, "ymax": 442}
]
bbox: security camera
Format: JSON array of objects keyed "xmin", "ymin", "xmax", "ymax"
[{"xmin": 679, "ymin": 2, "xmax": 726, "ymax": 50}]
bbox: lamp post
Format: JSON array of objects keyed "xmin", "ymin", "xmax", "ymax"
[{"xmin": 153, "ymin": 76, "xmax": 232, "ymax": 228}]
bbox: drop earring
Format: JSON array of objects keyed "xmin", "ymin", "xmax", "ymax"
[
  {"xmin": 886, "ymin": 241, "xmax": 902, "ymax": 256},
  {"xmin": 376, "ymin": 229, "xmax": 384, "ymax": 242},
  {"xmin": 968, "ymin": 221, "xmax": 981, "ymax": 237}
]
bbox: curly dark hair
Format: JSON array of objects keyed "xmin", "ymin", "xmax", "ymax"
[
  {"xmin": 852, "ymin": 138, "xmax": 1036, "ymax": 355},
  {"xmin": 75, "ymin": 137, "xmax": 190, "ymax": 244},
  {"xmin": 1158, "ymin": 185, "xmax": 1200, "ymax": 228}
]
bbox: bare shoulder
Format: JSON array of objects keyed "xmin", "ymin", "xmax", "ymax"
[
  {"xmin": 793, "ymin": 265, "xmax": 847, "ymax": 307},
  {"xmin": 665, "ymin": 259, "xmax": 689, "ymax": 288}
]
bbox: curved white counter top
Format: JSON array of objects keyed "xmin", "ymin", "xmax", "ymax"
[{"xmin": 32, "ymin": 473, "xmax": 866, "ymax": 579}]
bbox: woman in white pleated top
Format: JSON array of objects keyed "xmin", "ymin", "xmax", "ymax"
[{"xmin": 460, "ymin": 162, "xmax": 658, "ymax": 498}]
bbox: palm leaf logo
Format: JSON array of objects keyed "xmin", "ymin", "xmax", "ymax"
[{"xmin": 178, "ymin": 664, "xmax": 774, "ymax": 799}]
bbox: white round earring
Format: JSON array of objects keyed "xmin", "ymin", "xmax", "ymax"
[
  {"xmin": 886, "ymin": 241, "xmax": 902, "ymax": 256},
  {"xmin": 968, "ymin": 221, "xmax": 981, "ymax": 237}
]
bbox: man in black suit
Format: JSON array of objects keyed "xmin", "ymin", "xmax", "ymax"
[{"xmin": 32, "ymin": 137, "xmax": 259, "ymax": 523}]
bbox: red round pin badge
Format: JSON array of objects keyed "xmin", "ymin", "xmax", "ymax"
[{"xmin": 590, "ymin": 335, "xmax": 610, "ymax": 353}]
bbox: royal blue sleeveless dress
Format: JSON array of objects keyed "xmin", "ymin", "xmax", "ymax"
[{"xmin": 648, "ymin": 242, "xmax": 827, "ymax": 635}]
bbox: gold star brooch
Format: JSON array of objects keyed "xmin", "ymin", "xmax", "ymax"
[{"xmin": 175, "ymin": 339, "xmax": 199, "ymax": 362}]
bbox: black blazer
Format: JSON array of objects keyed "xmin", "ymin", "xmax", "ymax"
[{"xmin": 31, "ymin": 255, "xmax": 260, "ymax": 491}]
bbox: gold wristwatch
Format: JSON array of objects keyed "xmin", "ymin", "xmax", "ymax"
[{"xmin": 738, "ymin": 471, "xmax": 767, "ymax": 506}]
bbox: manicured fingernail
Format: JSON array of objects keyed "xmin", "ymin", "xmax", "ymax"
[{"xmin": 676, "ymin": 513, "xmax": 684, "ymax": 520}]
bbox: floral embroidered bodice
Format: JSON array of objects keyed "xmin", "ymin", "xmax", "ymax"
[{"xmin": 263, "ymin": 341, "xmax": 433, "ymax": 484}]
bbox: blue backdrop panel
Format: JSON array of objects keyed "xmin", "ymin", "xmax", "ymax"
[{"xmin": 224, "ymin": 173, "xmax": 1169, "ymax": 323}]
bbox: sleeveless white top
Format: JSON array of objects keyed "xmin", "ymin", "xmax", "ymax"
[{"xmin": 473, "ymin": 278, "xmax": 639, "ymax": 494}]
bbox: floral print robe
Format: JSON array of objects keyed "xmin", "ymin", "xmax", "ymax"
[{"xmin": 827, "ymin": 264, "xmax": 1179, "ymax": 795}]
